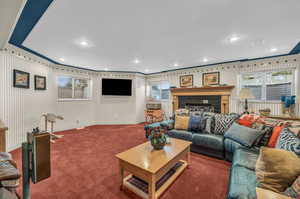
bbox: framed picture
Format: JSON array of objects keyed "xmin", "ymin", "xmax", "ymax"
[
  {"xmin": 34, "ymin": 75, "xmax": 46, "ymax": 90},
  {"xmin": 180, "ymin": 75, "xmax": 193, "ymax": 87},
  {"xmin": 202, "ymin": 72, "xmax": 220, "ymax": 86},
  {"xmin": 13, "ymin": 69, "xmax": 30, "ymax": 88}
]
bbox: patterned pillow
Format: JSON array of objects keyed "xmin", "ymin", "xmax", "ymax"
[
  {"xmin": 284, "ymin": 175, "xmax": 300, "ymax": 198},
  {"xmin": 255, "ymin": 125, "xmax": 274, "ymax": 147},
  {"xmin": 276, "ymin": 128, "xmax": 300, "ymax": 157},
  {"xmin": 203, "ymin": 112, "xmax": 216, "ymax": 134},
  {"xmin": 214, "ymin": 114, "xmax": 239, "ymax": 135}
]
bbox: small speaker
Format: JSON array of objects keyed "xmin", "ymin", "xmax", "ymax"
[{"xmin": 31, "ymin": 133, "xmax": 51, "ymax": 183}]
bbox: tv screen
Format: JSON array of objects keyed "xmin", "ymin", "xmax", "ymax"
[{"xmin": 102, "ymin": 78, "xmax": 132, "ymax": 96}]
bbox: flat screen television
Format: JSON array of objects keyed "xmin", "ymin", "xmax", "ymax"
[{"xmin": 102, "ymin": 78, "xmax": 132, "ymax": 96}]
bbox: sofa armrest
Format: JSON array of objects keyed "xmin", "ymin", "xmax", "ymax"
[{"xmin": 160, "ymin": 120, "xmax": 175, "ymax": 130}]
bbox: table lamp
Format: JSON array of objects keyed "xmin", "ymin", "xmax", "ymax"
[{"xmin": 239, "ymin": 88, "xmax": 255, "ymax": 114}]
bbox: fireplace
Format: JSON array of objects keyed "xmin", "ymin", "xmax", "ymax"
[
  {"xmin": 179, "ymin": 95, "xmax": 221, "ymax": 113},
  {"xmin": 170, "ymin": 86, "xmax": 234, "ymax": 114}
]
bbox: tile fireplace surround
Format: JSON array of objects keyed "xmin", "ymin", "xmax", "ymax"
[{"xmin": 170, "ymin": 86, "xmax": 235, "ymax": 114}]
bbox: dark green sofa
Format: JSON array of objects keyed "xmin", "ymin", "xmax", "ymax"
[{"xmin": 144, "ymin": 119, "xmax": 259, "ymax": 199}]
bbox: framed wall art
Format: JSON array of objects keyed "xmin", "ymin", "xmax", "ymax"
[
  {"xmin": 202, "ymin": 72, "xmax": 220, "ymax": 86},
  {"xmin": 180, "ymin": 75, "xmax": 193, "ymax": 87},
  {"xmin": 34, "ymin": 75, "xmax": 46, "ymax": 90},
  {"xmin": 13, "ymin": 69, "xmax": 30, "ymax": 88}
]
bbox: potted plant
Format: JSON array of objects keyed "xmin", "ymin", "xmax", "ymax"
[{"xmin": 147, "ymin": 127, "xmax": 168, "ymax": 150}]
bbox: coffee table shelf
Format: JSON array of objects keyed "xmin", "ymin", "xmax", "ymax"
[
  {"xmin": 116, "ymin": 138, "xmax": 192, "ymax": 199},
  {"xmin": 123, "ymin": 160, "xmax": 187, "ymax": 199}
]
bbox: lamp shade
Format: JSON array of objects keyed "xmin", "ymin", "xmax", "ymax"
[{"xmin": 239, "ymin": 88, "xmax": 255, "ymax": 99}]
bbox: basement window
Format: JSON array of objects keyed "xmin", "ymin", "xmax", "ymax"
[
  {"xmin": 150, "ymin": 81, "xmax": 170, "ymax": 101},
  {"xmin": 57, "ymin": 76, "xmax": 91, "ymax": 100},
  {"xmin": 240, "ymin": 69, "xmax": 295, "ymax": 101}
]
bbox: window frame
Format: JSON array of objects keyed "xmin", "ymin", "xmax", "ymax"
[
  {"xmin": 239, "ymin": 69, "xmax": 296, "ymax": 103},
  {"xmin": 149, "ymin": 80, "xmax": 170, "ymax": 102},
  {"xmin": 57, "ymin": 75, "xmax": 92, "ymax": 101}
]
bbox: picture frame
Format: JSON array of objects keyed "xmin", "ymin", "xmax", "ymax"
[
  {"xmin": 34, "ymin": 75, "xmax": 46, "ymax": 90},
  {"xmin": 202, "ymin": 72, "xmax": 220, "ymax": 86},
  {"xmin": 13, "ymin": 69, "xmax": 30, "ymax": 88},
  {"xmin": 180, "ymin": 75, "xmax": 193, "ymax": 87}
]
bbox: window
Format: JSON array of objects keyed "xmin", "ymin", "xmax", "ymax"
[
  {"xmin": 150, "ymin": 81, "xmax": 170, "ymax": 100},
  {"xmin": 58, "ymin": 76, "xmax": 91, "ymax": 100},
  {"xmin": 240, "ymin": 69, "xmax": 295, "ymax": 101}
]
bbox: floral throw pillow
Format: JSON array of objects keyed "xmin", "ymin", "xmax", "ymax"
[{"xmin": 284, "ymin": 175, "xmax": 300, "ymax": 198}]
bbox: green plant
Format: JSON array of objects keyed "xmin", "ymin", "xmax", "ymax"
[{"xmin": 148, "ymin": 127, "xmax": 167, "ymax": 149}]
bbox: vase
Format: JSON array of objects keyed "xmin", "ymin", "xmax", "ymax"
[{"xmin": 150, "ymin": 138, "xmax": 166, "ymax": 150}]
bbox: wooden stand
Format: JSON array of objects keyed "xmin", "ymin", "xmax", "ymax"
[{"xmin": 0, "ymin": 120, "xmax": 8, "ymax": 152}]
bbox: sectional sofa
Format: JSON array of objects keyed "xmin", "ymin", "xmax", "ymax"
[{"xmin": 144, "ymin": 115, "xmax": 261, "ymax": 199}]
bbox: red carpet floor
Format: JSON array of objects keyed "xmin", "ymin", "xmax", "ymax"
[{"xmin": 11, "ymin": 124, "xmax": 231, "ymax": 199}]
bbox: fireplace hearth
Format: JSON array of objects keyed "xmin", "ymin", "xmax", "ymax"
[
  {"xmin": 170, "ymin": 86, "xmax": 235, "ymax": 114},
  {"xmin": 179, "ymin": 96, "xmax": 221, "ymax": 113}
]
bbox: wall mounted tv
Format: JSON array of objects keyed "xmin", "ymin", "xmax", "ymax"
[{"xmin": 102, "ymin": 78, "xmax": 132, "ymax": 96}]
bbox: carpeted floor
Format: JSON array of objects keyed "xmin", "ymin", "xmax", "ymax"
[{"xmin": 11, "ymin": 124, "xmax": 231, "ymax": 199}]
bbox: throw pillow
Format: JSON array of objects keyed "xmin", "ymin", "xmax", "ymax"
[
  {"xmin": 238, "ymin": 119, "xmax": 253, "ymax": 127},
  {"xmin": 284, "ymin": 176, "xmax": 300, "ymax": 198},
  {"xmin": 275, "ymin": 128, "xmax": 300, "ymax": 157},
  {"xmin": 205, "ymin": 115, "xmax": 214, "ymax": 134},
  {"xmin": 255, "ymin": 125, "xmax": 274, "ymax": 147},
  {"xmin": 174, "ymin": 115, "xmax": 190, "ymax": 130},
  {"xmin": 267, "ymin": 125, "xmax": 285, "ymax": 148},
  {"xmin": 175, "ymin": 109, "xmax": 189, "ymax": 116},
  {"xmin": 224, "ymin": 123, "xmax": 263, "ymax": 147},
  {"xmin": 188, "ymin": 115, "xmax": 206, "ymax": 133},
  {"xmin": 214, "ymin": 114, "xmax": 239, "ymax": 135},
  {"xmin": 256, "ymin": 147, "xmax": 300, "ymax": 193}
]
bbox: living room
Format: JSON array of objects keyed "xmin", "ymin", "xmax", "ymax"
[{"xmin": 1, "ymin": 0, "xmax": 300, "ymax": 199}]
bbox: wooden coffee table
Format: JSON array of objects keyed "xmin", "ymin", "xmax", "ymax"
[{"xmin": 116, "ymin": 138, "xmax": 192, "ymax": 199}]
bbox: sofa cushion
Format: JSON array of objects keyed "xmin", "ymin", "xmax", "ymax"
[
  {"xmin": 228, "ymin": 165, "xmax": 257, "ymax": 199},
  {"xmin": 188, "ymin": 115, "xmax": 206, "ymax": 133},
  {"xmin": 174, "ymin": 115, "xmax": 190, "ymax": 130},
  {"xmin": 275, "ymin": 128, "xmax": 300, "ymax": 157},
  {"xmin": 256, "ymin": 147, "xmax": 300, "ymax": 192},
  {"xmin": 224, "ymin": 138, "xmax": 243, "ymax": 154},
  {"xmin": 214, "ymin": 114, "xmax": 239, "ymax": 135},
  {"xmin": 167, "ymin": 130, "xmax": 193, "ymax": 141},
  {"xmin": 232, "ymin": 148, "xmax": 259, "ymax": 171},
  {"xmin": 192, "ymin": 134, "xmax": 224, "ymax": 151},
  {"xmin": 224, "ymin": 123, "xmax": 263, "ymax": 147}
]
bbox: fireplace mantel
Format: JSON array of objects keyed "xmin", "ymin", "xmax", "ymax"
[{"xmin": 171, "ymin": 86, "xmax": 235, "ymax": 114}]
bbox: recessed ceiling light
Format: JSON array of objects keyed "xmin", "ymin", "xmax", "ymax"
[
  {"xmin": 229, "ymin": 35, "xmax": 240, "ymax": 43},
  {"xmin": 134, "ymin": 59, "xmax": 140, "ymax": 64},
  {"xmin": 145, "ymin": 69, "xmax": 149, "ymax": 73},
  {"xmin": 203, "ymin": 58, "xmax": 208, "ymax": 62},
  {"xmin": 59, "ymin": 58, "xmax": 65, "ymax": 62},
  {"xmin": 80, "ymin": 41, "xmax": 88, "ymax": 46},
  {"xmin": 174, "ymin": 63, "xmax": 179, "ymax": 67},
  {"xmin": 104, "ymin": 68, "xmax": 108, "ymax": 71},
  {"xmin": 270, "ymin": 48, "xmax": 278, "ymax": 52}
]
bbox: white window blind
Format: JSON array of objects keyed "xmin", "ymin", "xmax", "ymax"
[
  {"xmin": 240, "ymin": 69, "xmax": 294, "ymax": 101},
  {"xmin": 150, "ymin": 81, "xmax": 170, "ymax": 101}
]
